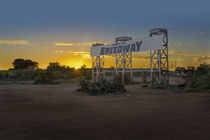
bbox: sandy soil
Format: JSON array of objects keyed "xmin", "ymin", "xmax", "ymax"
[{"xmin": 0, "ymin": 83, "xmax": 210, "ymax": 140}]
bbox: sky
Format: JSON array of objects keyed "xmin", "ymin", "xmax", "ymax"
[{"xmin": 0, "ymin": 0, "xmax": 209, "ymax": 70}]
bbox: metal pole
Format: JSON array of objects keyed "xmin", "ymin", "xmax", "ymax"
[
  {"xmin": 166, "ymin": 33, "xmax": 169, "ymax": 84},
  {"xmin": 130, "ymin": 52, "xmax": 133, "ymax": 81},
  {"xmin": 150, "ymin": 50, "xmax": 153, "ymax": 84},
  {"xmin": 102, "ymin": 55, "xmax": 105, "ymax": 79},
  {"xmin": 158, "ymin": 50, "xmax": 161, "ymax": 84},
  {"xmin": 115, "ymin": 54, "xmax": 118, "ymax": 76},
  {"xmin": 96, "ymin": 56, "xmax": 99, "ymax": 82},
  {"xmin": 92, "ymin": 57, "xmax": 94, "ymax": 82},
  {"xmin": 122, "ymin": 53, "xmax": 125, "ymax": 85}
]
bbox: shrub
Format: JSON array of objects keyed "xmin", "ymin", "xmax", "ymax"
[
  {"xmin": 12, "ymin": 58, "xmax": 39, "ymax": 70},
  {"xmin": 46, "ymin": 62, "xmax": 74, "ymax": 79},
  {"xmin": 34, "ymin": 70, "xmax": 59, "ymax": 85},
  {"xmin": 191, "ymin": 64, "xmax": 210, "ymax": 90},
  {"xmin": 52, "ymin": 71, "xmax": 71, "ymax": 79},
  {"xmin": 0, "ymin": 70, "xmax": 40, "ymax": 81},
  {"xmin": 0, "ymin": 72, "xmax": 3, "ymax": 79},
  {"xmin": 36, "ymin": 70, "xmax": 51, "ymax": 80}
]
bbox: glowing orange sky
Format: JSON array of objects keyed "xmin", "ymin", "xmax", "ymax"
[{"xmin": 0, "ymin": 39, "xmax": 209, "ymax": 70}]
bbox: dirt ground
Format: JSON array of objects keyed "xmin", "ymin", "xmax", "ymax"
[{"xmin": 0, "ymin": 83, "xmax": 210, "ymax": 140}]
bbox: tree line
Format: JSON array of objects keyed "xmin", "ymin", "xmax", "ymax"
[
  {"xmin": 0, "ymin": 58, "xmax": 209, "ymax": 90},
  {"xmin": 0, "ymin": 58, "xmax": 91, "ymax": 83}
]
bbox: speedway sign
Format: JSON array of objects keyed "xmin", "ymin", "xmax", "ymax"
[{"xmin": 90, "ymin": 35, "xmax": 163, "ymax": 57}]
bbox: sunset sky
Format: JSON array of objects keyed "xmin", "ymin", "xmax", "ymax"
[{"xmin": 0, "ymin": 0, "xmax": 209, "ymax": 70}]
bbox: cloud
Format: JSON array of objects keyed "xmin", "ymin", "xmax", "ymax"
[
  {"xmin": 55, "ymin": 50, "xmax": 64, "ymax": 53},
  {"xmin": 0, "ymin": 40, "xmax": 31, "ymax": 45},
  {"xmin": 55, "ymin": 41, "xmax": 112, "ymax": 47},
  {"xmin": 169, "ymin": 51, "xmax": 200, "ymax": 57},
  {"xmin": 200, "ymin": 32, "xmax": 204, "ymax": 35},
  {"xmin": 174, "ymin": 42, "xmax": 183, "ymax": 47},
  {"xmin": 55, "ymin": 43, "xmax": 74, "ymax": 46},
  {"xmin": 199, "ymin": 56, "xmax": 210, "ymax": 61},
  {"xmin": 133, "ymin": 56, "xmax": 150, "ymax": 60},
  {"xmin": 86, "ymin": 42, "xmax": 112, "ymax": 46},
  {"xmin": 55, "ymin": 51, "xmax": 91, "ymax": 60},
  {"xmin": 54, "ymin": 50, "xmax": 89, "ymax": 54},
  {"xmin": 69, "ymin": 51, "xmax": 89, "ymax": 55}
]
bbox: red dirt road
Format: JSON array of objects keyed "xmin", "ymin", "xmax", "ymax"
[{"xmin": 0, "ymin": 84, "xmax": 210, "ymax": 140}]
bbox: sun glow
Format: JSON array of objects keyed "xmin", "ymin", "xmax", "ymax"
[{"xmin": 67, "ymin": 61, "xmax": 84, "ymax": 69}]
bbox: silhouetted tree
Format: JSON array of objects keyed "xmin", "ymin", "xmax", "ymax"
[
  {"xmin": 12, "ymin": 58, "xmax": 39, "ymax": 70},
  {"xmin": 191, "ymin": 63, "xmax": 210, "ymax": 90},
  {"xmin": 80, "ymin": 65, "xmax": 91, "ymax": 79},
  {"xmin": 46, "ymin": 62, "xmax": 72, "ymax": 79},
  {"xmin": 46, "ymin": 62, "xmax": 70, "ymax": 72}
]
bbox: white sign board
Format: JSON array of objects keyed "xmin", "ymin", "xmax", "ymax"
[{"xmin": 90, "ymin": 35, "xmax": 163, "ymax": 57}]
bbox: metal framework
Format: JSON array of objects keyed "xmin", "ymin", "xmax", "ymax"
[
  {"xmin": 91, "ymin": 43, "xmax": 105, "ymax": 82},
  {"xmin": 149, "ymin": 28, "xmax": 169, "ymax": 85},
  {"xmin": 115, "ymin": 37, "xmax": 133, "ymax": 85},
  {"xmin": 91, "ymin": 28, "xmax": 169, "ymax": 86}
]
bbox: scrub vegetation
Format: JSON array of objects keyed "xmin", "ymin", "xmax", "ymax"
[
  {"xmin": 0, "ymin": 58, "xmax": 91, "ymax": 84},
  {"xmin": 191, "ymin": 64, "xmax": 210, "ymax": 90},
  {"xmin": 0, "ymin": 59, "xmax": 210, "ymax": 91}
]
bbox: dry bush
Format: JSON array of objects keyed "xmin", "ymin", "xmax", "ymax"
[{"xmin": 191, "ymin": 64, "xmax": 210, "ymax": 90}]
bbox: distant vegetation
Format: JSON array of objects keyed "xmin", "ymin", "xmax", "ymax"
[
  {"xmin": 0, "ymin": 58, "xmax": 91, "ymax": 84},
  {"xmin": 191, "ymin": 64, "xmax": 210, "ymax": 90},
  {"xmin": 12, "ymin": 58, "xmax": 39, "ymax": 70},
  {"xmin": 175, "ymin": 63, "xmax": 210, "ymax": 91},
  {"xmin": 0, "ymin": 58, "xmax": 209, "ymax": 91}
]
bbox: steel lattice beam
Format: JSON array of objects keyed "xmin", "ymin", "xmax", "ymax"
[
  {"xmin": 150, "ymin": 28, "xmax": 169, "ymax": 85},
  {"xmin": 115, "ymin": 37, "xmax": 133, "ymax": 85},
  {"xmin": 91, "ymin": 43, "xmax": 105, "ymax": 82},
  {"xmin": 91, "ymin": 29, "xmax": 169, "ymax": 86}
]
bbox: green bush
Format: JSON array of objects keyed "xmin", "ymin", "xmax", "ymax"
[
  {"xmin": 0, "ymin": 72, "xmax": 3, "ymax": 79},
  {"xmin": 0, "ymin": 70, "xmax": 40, "ymax": 81},
  {"xmin": 0, "ymin": 62, "xmax": 92, "ymax": 81},
  {"xmin": 46, "ymin": 62, "xmax": 74, "ymax": 79},
  {"xmin": 52, "ymin": 71, "xmax": 71, "ymax": 80},
  {"xmin": 36, "ymin": 71, "xmax": 48, "ymax": 79},
  {"xmin": 191, "ymin": 64, "xmax": 210, "ymax": 90},
  {"xmin": 0, "ymin": 71, "xmax": 9, "ymax": 79}
]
